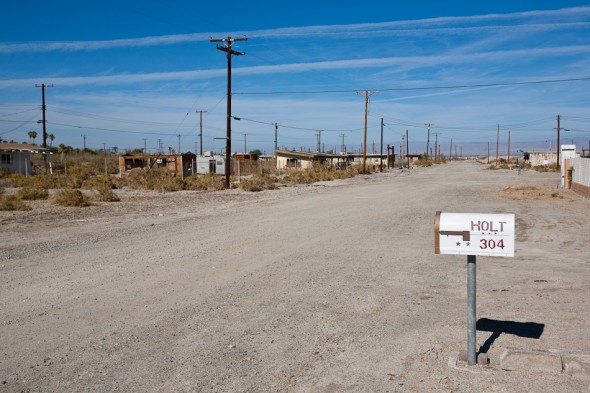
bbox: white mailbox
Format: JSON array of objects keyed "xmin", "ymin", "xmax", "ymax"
[{"xmin": 434, "ymin": 211, "xmax": 515, "ymax": 257}]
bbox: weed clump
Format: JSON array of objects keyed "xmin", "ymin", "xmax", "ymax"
[
  {"xmin": 0, "ymin": 195, "xmax": 31, "ymax": 211},
  {"xmin": 283, "ymin": 164, "xmax": 358, "ymax": 185},
  {"xmin": 239, "ymin": 174, "xmax": 278, "ymax": 192},
  {"xmin": 54, "ymin": 189, "xmax": 91, "ymax": 207},
  {"xmin": 81, "ymin": 175, "xmax": 121, "ymax": 202},
  {"xmin": 184, "ymin": 173, "xmax": 226, "ymax": 191},
  {"xmin": 95, "ymin": 186, "xmax": 120, "ymax": 202},
  {"xmin": 125, "ymin": 168, "xmax": 184, "ymax": 192},
  {"xmin": 16, "ymin": 187, "xmax": 49, "ymax": 200},
  {"xmin": 533, "ymin": 163, "xmax": 559, "ymax": 173}
]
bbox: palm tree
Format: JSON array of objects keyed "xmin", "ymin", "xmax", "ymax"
[
  {"xmin": 28, "ymin": 131, "xmax": 38, "ymax": 144},
  {"xmin": 48, "ymin": 133, "xmax": 55, "ymax": 146}
]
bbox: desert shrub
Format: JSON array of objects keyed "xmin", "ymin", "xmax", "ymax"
[
  {"xmin": 282, "ymin": 164, "xmax": 357, "ymax": 185},
  {"xmin": 16, "ymin": 186, "xmax": 49, "ymax": 200},
  {"xmin": 283, "ymin": 170, "xmax": 316, "ymax": 184},
  {"xmin": 239, "ymin": 174, "xmax": 278, "ymax": 192},
  {"xmin": 54, "ymin": 189, "xmax": 91, "ymax": 207},
  {"xmin": 9, "ymin": 174, "xmax": 58, "ymax": 190},
  {"xmin": 89, "ymin": 177, "xmax": 120, "ymax": 202},
  {"xmin": 0, "ymin": 195, "xmax": 31, "ymax": 211},
  {"xmin": 95, "ymin": 182, "xmax": 121, "ymax": 202},
  {"xmin": 331, "ymin": 166, "xmax": 360, "ymax": 180},
  {"xmin": 94, "ymin": 187, "xmax": 120, "ymax": 202},
  {"xmin": 533, "ymin": 163, "xmax": 559, "ymax": 173},
  {"xmin": 8, "ymin": 174, "xmax": 35, "ymax": 187},
  {"xmin": 0, "ymin": 169, "xmax": 6, "ymax": 178},
  {"xmin": 124, "ymin": 168, "xmax": 184, "ymax": 192},
  {"xmin": 82, "ymin": 175, "xmax": 116, "ymax": 190},
  {"xmin": 62, "ymin": 164, "xmax": 97, "ymax": 188},
  {"xmin": 415, "ymin": 159, "xmax": 433, "ymax": 167},
  {"xmin": 185, "ymin": 173, "xmax": 226, "ymax": 191}
]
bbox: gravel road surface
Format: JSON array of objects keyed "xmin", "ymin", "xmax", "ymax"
[{"xmin": 1, "ymin": 160, "xmax": 589, "ymax": 392}]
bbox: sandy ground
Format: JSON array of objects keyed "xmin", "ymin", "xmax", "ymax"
[{"xmin": 1, "ymin": 160, "xmax": 589, "ymax": 392}]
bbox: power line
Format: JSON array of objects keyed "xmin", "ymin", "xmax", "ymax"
[
  {"xmin": 232, "ymin": 115, "xmax": 364, "ymax": 133},
  {"xmin": 50, "ymin": 121, "xmax": 187, "ymax": 136},
  {"xmin": 234, "ymin": 76, "xmax": 590, "ymax": 95},
  {"xmin": 50, "ymin": 107, "xmax": 193, "ymax": 127}
]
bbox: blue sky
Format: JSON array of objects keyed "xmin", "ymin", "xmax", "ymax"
[{"xmin": 2, "ymin": 1, "xmax": 590, "ymax": 156}]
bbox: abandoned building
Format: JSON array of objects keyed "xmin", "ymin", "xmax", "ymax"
[
  {"xmin": 118, "ymin": 152, "xmax": 229, "ymax": 178},
  {"xmin": 0, "ymin": 143, "xmax": 52, "ymax": 175}
]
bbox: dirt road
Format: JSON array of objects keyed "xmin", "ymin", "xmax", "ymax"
[{"xmin": 1, "ymin": 161, "xmax": 589, "ymax": 392}]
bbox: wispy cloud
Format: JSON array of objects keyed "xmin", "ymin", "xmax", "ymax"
[
  {"xmin": 2, "ymin": 44, "xmax": 588, "ymax": 88},
  {"xmin": 1, "ymin": 6, "xmax": 589, "ymax": 54}
]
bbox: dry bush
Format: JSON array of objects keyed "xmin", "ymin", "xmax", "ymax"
[
  {"xmin": 487, "ymin": 163, "xmax": 511, "ymax": 170},
  {"xmin": 0, "ymin": 195, "xmax": 31, "ymax": 211},
  {"xmin": 94, "ymin": 187, "xmax": 120, "ymax": 202},
  {"xmin": 283, "ymin": 164, "xmax": 357, "ymax": 185},
  {"xmin": 239, "ymin": 174, "xmax": 278, "ymax": 192},
  {"xmin": 415, "ymin": 159, "xmax": 433, "ymax": 167},
  {"xmin": 533, "ymin": 163, "xmax": 559, "ymax": 173},
  {"xmin": 84, "ymin": 176, "xmax": 120, "ymax": 202},
  {"xmin": 185, "ymin": 173, "xmax": 226, "ymax": 191},
  {"xmin": 82, "ymin": 175, "xmax": 117, "ymax": 190},
  {"xmin": 16, "ymin": 187, "xmax": 49, "ymax": 200},
  {"xmin": 61, "ymin": 163, "xmax": 98, "ymax": 188},
  {"xmin": 124, "ymin": 168, "xmax": 184, "ymax": 192},
  {"xmin": 54, "ymin": 189, "xmax": 91, "ymax": 207}
]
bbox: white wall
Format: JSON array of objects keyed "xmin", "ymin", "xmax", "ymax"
[{"xmin": 571, "ymin": 157, "xmax": 590, "ymax": 187}]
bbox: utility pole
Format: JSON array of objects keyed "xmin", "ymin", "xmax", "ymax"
[
  {"xmin": 36, "ymin": 83, "xmax": 53, "ymax": 173},
  {"xmin": 380, "ymin": 118, "xmax": 384, "ymax": 172},
  {"xmin": 340, "ymin": 133, "xmax": 346, "ymax": 154},
  {"xmin": 356, "ymin": 90, "xmax": 378, "ymax": 174},
  {"xmin": 496, "ymin": 124, "xmax": 500, "ymax": 166},
  {"xmin": 450, "ymin": 138, "xmax": 453, "ymax": 161},
  {"xmin": 35, "ymin": 83, "xmax": 53, "ymax": 149},
  {"xmin": 103, "ymin": 143, "xmax": 107, "ymax": 175},
  {"xmin": 82, "ymin": 134, "xmax": 87, "ymax": 151},
  {"xmin": 433, "ymin": 132, "xmax": 440, "ymax": 160},
  {"xmin": 143, "ymin": 138, "xmax": 147, "ymax": 154},
  {"xmin": 274, "ymin": 122, "xmax": 278, "ymax": 154},
  {"xmin": 406, "ymin": 129, "xmax": 410, "ymax": 168},
  {"xmin": 316, "ymin": 130, "xmax": 322, "ymax": 152},
  {"xmin": 210, "ymin": 35, "xmax": 248, "ymax": 188},
  {"xmin": 425, "ymin": 123, "xmax": 434, "ymax": 160},
  {"xmin": 487, "ymin": 142, "xmax": 490, "ymax": 164},
  {"xmin": 177, "ymin": 134, "xmax": 182, "ymax": 155},
  {"xmin": 507, "ymin": 130, "xmax": 511, "ymax": 165},
  {"xmin": 401, "ymin": 135, "xmax": 405, "ymax": 167},
  {"xmin": 243, "ymin": 133, "xmax": 247, "ymax": 153},
  {"xmin": 196, "ymin": 110, "xmax": 207, "ymax": 156}
]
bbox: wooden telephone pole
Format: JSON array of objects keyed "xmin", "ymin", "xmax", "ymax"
[
  {"xmin": 356, "ymin": 90, "xmax": 378, "ymax": 173},
  {"xmin": 210, "ymin": 36, "xmax": 248, "ymax": 188}
]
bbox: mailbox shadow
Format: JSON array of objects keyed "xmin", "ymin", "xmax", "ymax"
[{"xmin": 476, "ymin": 318, "xmax": 545, "ymax": 354}]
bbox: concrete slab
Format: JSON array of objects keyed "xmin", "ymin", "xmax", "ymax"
[
  {"xmin": 499, "ymin": 349, "xmax": 563, "ymax": 373},
  {"xmin": 563, "ymin": 354, "xmax": 590, "ymax": 380}
]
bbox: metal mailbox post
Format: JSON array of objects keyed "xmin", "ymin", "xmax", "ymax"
[{"xmin": 434, "ymin": 211, "xmax": 515, "ymax": 365}]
